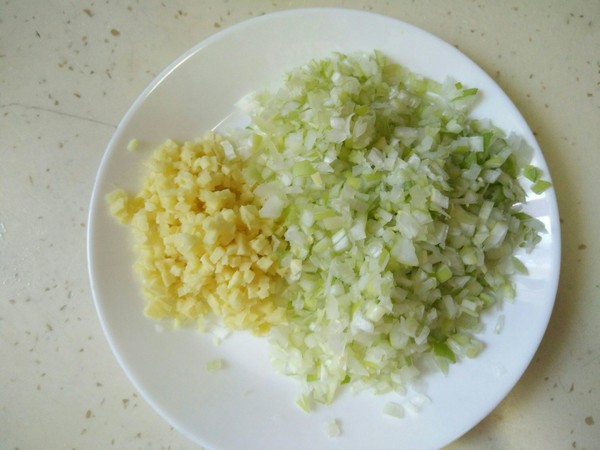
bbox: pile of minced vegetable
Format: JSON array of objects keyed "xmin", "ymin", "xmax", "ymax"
[{"xmin": 108, "ymin": 51, "xmax": 549, "ymax": 412}]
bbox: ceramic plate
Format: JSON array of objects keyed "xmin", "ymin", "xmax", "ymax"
[{"xmin": 87, "ymin": 8, "xmax": 561, "ymax": 449}]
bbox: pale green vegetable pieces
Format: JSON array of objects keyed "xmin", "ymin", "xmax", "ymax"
[{"xmin": 237, "ymin": 51, "xmax": 548, "ymax": 408}]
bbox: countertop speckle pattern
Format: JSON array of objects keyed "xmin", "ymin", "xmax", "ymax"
[{"xmin": 1, "ymin": 1, "xmax": 599, "ymax": 449}]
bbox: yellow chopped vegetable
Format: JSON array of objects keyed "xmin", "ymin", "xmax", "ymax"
[{"xmin": 107, "ymin": 132, "xmax": 287, "ymax": 334}]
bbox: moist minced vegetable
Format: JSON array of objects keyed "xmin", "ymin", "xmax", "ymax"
[
  {"xmin": 107, "ymin": 50, "xmax": 549, "ymax": 410},
  {"xmin": 107, "ymin": 134, "xmax": 288, "ymax": 334}
]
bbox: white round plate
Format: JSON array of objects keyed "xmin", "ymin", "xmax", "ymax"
[{"xmin": 88, "ymin": 8, "xmax": 561, "ymax": 450}]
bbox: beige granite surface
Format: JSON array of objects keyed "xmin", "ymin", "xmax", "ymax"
[{"xmin": 1, "ymin": 0, "xmax": 599, "ymax": 448}]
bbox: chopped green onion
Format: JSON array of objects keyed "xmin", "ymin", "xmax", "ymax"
[
  {"xmin": 531, "ymin": 179, "xmax": 552, "ymax": 194},
  {"xmin": 432, "ymin": 341, "xmax": 457, "ymax": 363},
  {"xmin": 523, "ymin": 164, "xmax": 541, "ymax": 182},
  {"xmin": 240, "ymin": 51, "xmax": 548, "ymax": 408},
  {"xmin": 323, "ymin": 419, "xmax": 341, "ymax": 438},
  {"xmin": 206, "ymin": 358, "xmax": 224, "ymax": 372},
  {"xmin": 383, "ymin": 401, "xmax": 405, "ymax": 418}
]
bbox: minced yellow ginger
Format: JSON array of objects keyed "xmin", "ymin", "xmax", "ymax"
[{"xmin": 106, "ymin": 133, "xmax": 287, "ymax": 334}]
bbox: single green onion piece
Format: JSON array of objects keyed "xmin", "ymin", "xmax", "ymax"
[
  {"xmin": 523, "ymin": 164, "xmax": 541, "ymax": 182},
  {"xmin": 432, "ymin": 341, "xmax": 457, "ymax": 363},
  {"xmin": 206, "ymin": 358, "xmax": 224, "ymax": 372},
  {"xmin": 292, "ymin": 160, "xmax": 316, "ymax": 177},
  {"xmin": 512, "ymin": 256, "xmax": 529, "ymax": 275},
  {"xmin": 383, "ymin": 401, "xmax": 405, "ymax": 418},
  {"xmin": 324, "ymin": 419, "xmax": 341, "ymax": 438},
  {"xmin": 231, "ymin": 50, "xmax": 547, "ymax": 409},
  {"xmin": 435, "ymin": 265, "xmax": 453, "ymax": 283},
  {"xmin": 531, "ymin": 179, "xmax": 552, "ymax": 194}
]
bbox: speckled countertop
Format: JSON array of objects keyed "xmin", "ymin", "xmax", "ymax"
[{"xmin": 1, "ymin": 1, "xmax": 599, "ymax": 449}]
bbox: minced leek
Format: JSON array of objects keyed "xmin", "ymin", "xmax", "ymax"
[{"xmin": 236, "ymin": 51, "xmax": 548, "ymax": 408}]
